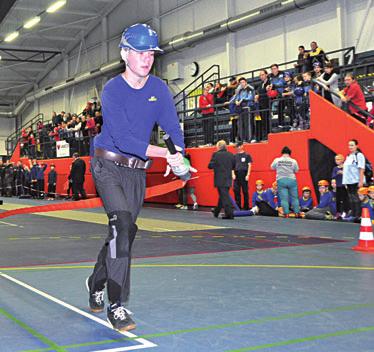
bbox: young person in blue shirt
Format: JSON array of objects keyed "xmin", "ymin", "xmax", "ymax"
[
  {"xmin": 332, "ymin": 154, "xmax": 350, "ymax": 219},
  {"xmin": 86, "ymin": 24, "xmax": 192, "ymax": 332},
  {"xmin": 358, "ymin": 187, "xmax": 372, "ymax": 220},
  {"xmin": 367, "ymin": 186, "xmax": 374, "ymax": 223},
  {"xmin": 305, "ymin": 180, "xmax": 336, "ymax": 220},
  {"xmin": 299, "ymin": 186, "xmax": 313, "ymax": 213},
  {"xmin": 251, "ymin": 181, "xmax": 279, "ymax": 217}
]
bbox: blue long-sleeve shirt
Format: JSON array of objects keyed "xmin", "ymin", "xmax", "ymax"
[
  {"xmin": 299, "ymin": 196, "xmax": 313, "ymax": 210},
  {"xmin": 362, "ymin": 200, "xmax": 374, "ymax": 220},
  {"xmin": 331, "ymin": 166, "xmax": 344, "ymax": 187},
  {"xmin": 317, "ymin": 191, "xmax": 336, "ymax": 214},
  {"xmin": 252, "ymin": 190, "xmax": 267, "ymax": 207},
  {"xmin": 264, "ymin": 189, "xmax": 278, "ymax": 209},
  {"xmin": 94, "ymin": 74, "xmax": 184, "ymax": 160}
]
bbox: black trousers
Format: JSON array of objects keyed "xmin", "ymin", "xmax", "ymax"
[
  {"xmin": 89, "ymin": 157, "xmax": 146, "ymax": 305},
  {"xmin": 336, "ymin": 186, "xmax": 350, "ymax": 214},
  {"xmin": 256, "ymin": 201, "xmax": 278, "ymax": 217},
  {"xmin": 214, "ymin": 186, "xmax": 233, "ymax": 217},
  {"xmin": 72, "ymin": 181, "xmax": 87, "ymax": 200},
  {"xmin": 48, "ymin": 184, "xmax": 56, "ymax": 198},
  {"xmin": 234, "ymin": 173, "xmax": 249, "ymax": 210},
  {"xmin": 346, "ymin": 183, "xmax": 361, "ymax": 218},
  {"xmin": 37, "ymin": 179, "xmax": 45, "ymax": 198},
  {"xmin": 202, "ymin": 114, "xmax": 214, "ymax": 145},
  {"xmin": 238, "ymin": 111, "xmax": 250, "ymax": 142}
]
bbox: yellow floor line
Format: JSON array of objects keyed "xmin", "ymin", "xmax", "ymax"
[
  {"xmin": 0, "ymin": 202, "xmax": 221, "ymax": 232},
  {"xmin": 1, "ymin": 264, "xmax": 374, "ymax": 272}
]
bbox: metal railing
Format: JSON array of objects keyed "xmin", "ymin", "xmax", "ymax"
[{"xmin": 6, "ymin": 113, "xmax": 44, "ymax": 156}]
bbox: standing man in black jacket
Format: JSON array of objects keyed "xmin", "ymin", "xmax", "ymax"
[
  {"xmin": 47, "ymin": 164, "xmax": 57, "ymax": 200},
  {"xmin": 208, "ymin": 140, "xmax": 235, "ymax": 219},
  {"xmin": 71, "ymin": 153, "xmax": 87, "ymax": 201}
]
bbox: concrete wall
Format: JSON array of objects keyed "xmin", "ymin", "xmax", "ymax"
[{"xmin": 15, "ymin": 0, "xmax": 374, "ymax": 125}]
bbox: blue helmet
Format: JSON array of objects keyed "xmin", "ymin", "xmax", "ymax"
[{"xmin": 119, "ymin": 23, "xmax": 163, "ymax": 53}]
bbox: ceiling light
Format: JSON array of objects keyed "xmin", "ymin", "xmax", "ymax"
[
  {"xmin": 4, "ymin": 31, "xmax": 19, "ymax": 42},
  {"xmin": 24, "ymin": 16, "xmax": 41, "ymax": 29},
  {"xmin": 46, "ymin": 0, "xmax": 67, "ymax": 13}
]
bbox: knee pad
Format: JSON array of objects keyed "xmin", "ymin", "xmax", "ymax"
[{"xmin": 107, "ymin": 211, "xmax": 135, "ymax": 259}]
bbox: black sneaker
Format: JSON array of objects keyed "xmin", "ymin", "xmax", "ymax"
[
  {"xmin": 107, "ymin": 303, "xmax": 136, "ymax": 332},
  {"xmin": 86, "ymin": 277, "xmax": 105, "ymax": 313}
]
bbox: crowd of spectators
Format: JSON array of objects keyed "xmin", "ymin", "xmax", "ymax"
[
  {"xmin": 20, "ymin": 101, "xmax": 103, "ymax": 159},
  {"xmin": 197, "ymin": 41, "xmax": 372, "ymax": 146},
  {"xmin": 208, "ymin": 139, "xmax": 373, "ymax": 223}
]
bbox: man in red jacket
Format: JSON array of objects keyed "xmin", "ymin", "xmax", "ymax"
[
  {"xmin": 199, "ymin": 86, "xmax": 215, "ymax": 145},
  {"xmin": 341, "ymin": 73, "xmax": 367, "ymax": 124}
]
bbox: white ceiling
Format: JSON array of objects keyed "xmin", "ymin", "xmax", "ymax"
[{"xmin": 0, "ymin": 0, "xmax": 118, "ymax": 107}]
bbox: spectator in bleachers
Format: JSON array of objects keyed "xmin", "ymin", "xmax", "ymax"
[
  {"xmin": 198, "ymin": 86, "xmax": 215, "ymax": 145},
  {"xmin": 225, "ymin": 76, "xmax": 238, "ymax": 101},
  {"xmin": 282, "ymin": 72, "xmax": 295, "ymax": 126},
  {"xmin": 271, "ymin": 146, "xmax": 300, "ymax": 217},
  {"xmin": 255, "ymin": 69, "xmax": 271, "ymax": 139},
  {"xmin": 51, "ymin": 111, "xmax": 58, "ymax": 126},
  {"xmin": 21, "ymin": 128, "xmax": 30, "ymax": 157},
  {"xmin": 342, "ymin": 139, "xmax": 365, "ymax": 222},
  {"xmin": 28, "ymin": 133, "xmax": 36, "ymax": 159},
  {"xmin": 309, "ymin": 41, "xmax": 328, "ymax": 68},
  {"xmin": 294, "ymin": 45, "xmax": 310, "ymax": 73},
  {"xmin": 229, "ymin": 77, "xmax": 255, "ymax": 142},
  {"xmin": 213, "ymin": 82, "xmax": 227, "ymax": 105},
  {"xmin": 94, "ymin": 111, "xmax": 103, "ymax": 133},
  {"xmin": 340, "ymin": 73, "xmax": 368, "ymax": 124},
  {"xmin": 316, "ymin": 62, "xmax": 341, "ymax": 107},
  {"xmin": 206, "ymin": 82, "xmax": 214, "ymax": 94},
  {"xmin": 305, "ymin": 180, "xmax": 336, "ymax": 220},
  {"xmin": 312, "ymin": 62, "xmax": 323, "ymax": 95},
  {"xmin": 299, "ymin": 186, "xmax": 313, "ymax": 213},
  {"xmin": 268, "ymin": 64, "xmax": 286, "ymax": 127},
  {"xmin": 332, "ymin": 154, "xmax": 349, "ymax": 219},
  {"xmin": 293, "ymin": 74, "xmax": 308, "ymax": 130},
  {"xmin": 80, "ymin": 116, "xmax": 89, "ymax": 155}
]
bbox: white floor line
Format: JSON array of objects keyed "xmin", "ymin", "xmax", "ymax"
[
  {"xmin": 0, "ymin": 220, "xmax": 20, "ymax": 227},
  {"xmin": 0, "ymin": 272, "xmax": 157, "ymax": 351}
]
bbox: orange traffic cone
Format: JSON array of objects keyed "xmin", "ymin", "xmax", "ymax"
[{"xmin": 352, "ymin": 208, "xmax": 374, "ymax": 252}]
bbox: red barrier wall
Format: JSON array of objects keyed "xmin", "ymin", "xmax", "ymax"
[{"xmin": 10, "ymin": 92, "xmax": 374, "ymax": 204}]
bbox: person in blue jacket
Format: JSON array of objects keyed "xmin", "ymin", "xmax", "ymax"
[
  {"xmin": 305, "ymin": 180, "xmax": 336, "ymax": 220},
  {"xmin": 367, "ymin": 186, "xmax": 374, "ymax": 223},
  {"xmin": 86, "ymin": 23, "xmax": 190, "ymax": 332},
  {"xmin": 251, "ymin": 181, "xmax": 279, "ymax": 217},
  {"xmin": 299, "ymin": 186, "xmax": 313, "ymax": 212}
]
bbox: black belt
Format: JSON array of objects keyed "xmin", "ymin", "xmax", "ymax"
[{"xmin": 94, "ymin": 148, "xmax": 152, "ymax": 170}]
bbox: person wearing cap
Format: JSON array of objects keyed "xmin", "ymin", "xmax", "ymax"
[
  {"xmin": 86, "ymin": 23, "xmax": 188, "ymax": 332},
  {"xmin": 312, "ymin": 62, "xmax": 323, "ymax": 95},
  {"xmin": 250, "ymin": 180, "xmax": 278, "ymax": 217},
  {"xmin": 299, "ymin": 186, "xmax": 313, "ymax": 213},
  {"xmin": 232, "ymin": 142, "xmax": 252, "ymax": 210},
  {"xmin": 332, "ymin": 154, "xmax": 349, "ymax": 219},
  {"xmin": 209, "ymin": 140, "xmax": 235, "ymax": 219},
  {"xmin": 271, "ymin": 146, "xmax": 300, "ymax": 217},
  {"xmin": 268, "ymin": 64, "xmax": 286, "ymax": 127},
  {"xmin": 358, "ymin": 187, "xmax": 371, "ymax": 218},
  {"xmin": 305, "ymin": 180, "xmax": 336, "ymax": 220},
  {"xmin": 47, "ymin": 164, "xmax": 57, "ymax": 200}
]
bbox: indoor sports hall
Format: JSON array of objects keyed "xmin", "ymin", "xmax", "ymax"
[{"xmin": 0, "ymin": 1, "xmax": 373, "ymax": 351}]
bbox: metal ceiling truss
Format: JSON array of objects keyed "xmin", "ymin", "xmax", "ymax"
[{"xmin": 0, "ymin": 47, "xmax": 60, "ymax": 63}]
